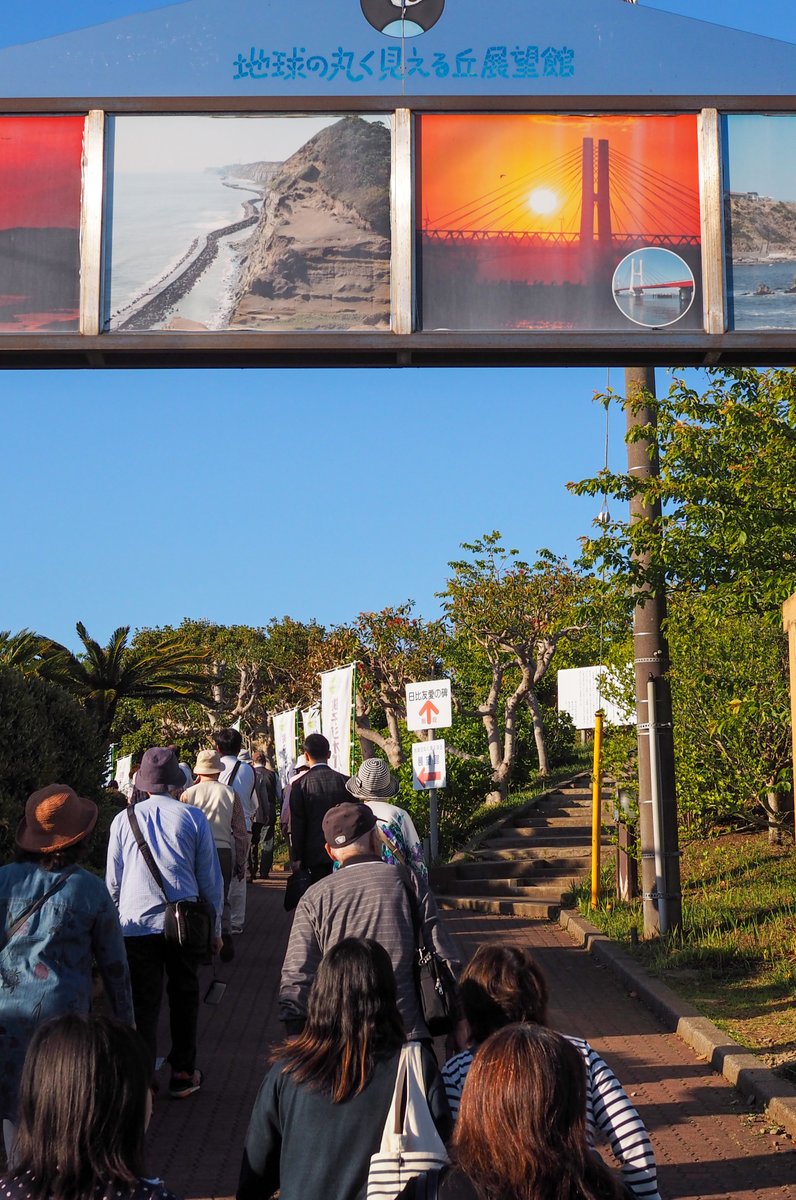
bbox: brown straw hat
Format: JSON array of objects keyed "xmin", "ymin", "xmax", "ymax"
[{"xmin": 16, "ymin": 784, "xmax": 99, "ymax": 854}]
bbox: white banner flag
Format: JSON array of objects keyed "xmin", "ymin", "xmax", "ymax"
[
  {"xmin": 302, "ymin": 704, "xmax": 321, "ymax": 738},
  {"xmin": 272, "ymin": 708, "xmax": 298, "ymax": 790},
  {"xmin": 321, "ymin": 664, "xmax": 355, "ymax": 775},
  {"xmin": 115, "ymin": 754, "xmax": 133, "ymax": 797}
]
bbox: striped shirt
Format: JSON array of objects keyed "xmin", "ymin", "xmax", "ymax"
[{"xmin": 441, "ymin": 1039, "xmax": 660, "ymax": 1200}]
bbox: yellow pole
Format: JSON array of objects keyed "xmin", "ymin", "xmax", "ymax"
[
  {"xmin": 782, "ymin": 595, "xmax": 796, "ymax": 838},
  {"xmin": 590, "ymin": 711, "xmax": 604, "ymax": 908}
]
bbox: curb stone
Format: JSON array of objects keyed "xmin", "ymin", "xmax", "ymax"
[{"xmin": 559, "ymin": 908, "xmax": 796, "ymax": 1140}]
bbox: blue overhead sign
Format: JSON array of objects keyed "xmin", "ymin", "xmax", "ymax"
[{"xmin": 0, "ymin": 0, "xmax": 795, "ymax": 99}]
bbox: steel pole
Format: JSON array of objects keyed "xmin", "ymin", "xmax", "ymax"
[{"xmin": 625, "ymin": 366, "xmax": 682, "ymax": 935}]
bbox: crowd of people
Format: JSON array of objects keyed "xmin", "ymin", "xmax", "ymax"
[{"xmin": 0, "ymin": 730, "xmax": 661, "ymax": 1200}]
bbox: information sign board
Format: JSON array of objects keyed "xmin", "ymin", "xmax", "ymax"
[
  {"xmin": 405, "ymin": 680, "xmax": 452, "ymax": 731},
  {"xmin": 412, "ymin": 739, "xmax": 447, "ymax": 791}
]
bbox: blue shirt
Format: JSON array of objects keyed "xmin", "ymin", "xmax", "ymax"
[{"xmin": 106, "ymin": 794, "xmax": 224, "ymax": 937}]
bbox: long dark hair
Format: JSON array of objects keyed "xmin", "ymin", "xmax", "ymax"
[
  {"xmin": 459, "ymin": 943, "xmax": 549, "ymax": 1044},
  {"xmin": 276, "ymin": 938, "xmax": 405, "ymax": 1102},
  {"xmin": 453, "ymin": 1025, "xmax": 622, "ymax": 1200},
  {"xmin": 11, "ymin": 1015, "xmax": 151, "ymax": 1200}
]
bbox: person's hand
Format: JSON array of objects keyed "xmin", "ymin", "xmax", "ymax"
[
  {"xmin": 235, "ymin": 866, "xmax": 245, "ymax": 881},
  {"xmin": 212, "ymin": 936, "xmax": 224, "ymax": 956}
]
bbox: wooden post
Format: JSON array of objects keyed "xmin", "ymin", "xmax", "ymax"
[{"xmin": 782, "ymin": 593, "xmax": 796, "ymax": 815}]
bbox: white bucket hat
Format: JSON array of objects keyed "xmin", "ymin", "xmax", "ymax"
[{"xmin": 345, "ymin": 758, "xmax": 400, "ymax": 800}]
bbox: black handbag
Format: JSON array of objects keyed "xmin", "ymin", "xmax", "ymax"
[
  {"xmin": 127, "ymin": 807, "xmax": 214, "ymax": 964},
  {"xmin": 283, "ymin": 867, "xmax": 313, "ymax": 912},
  {"xmin": 400, "ymin": 870, "xmax": 458, "ymax": 1036}
]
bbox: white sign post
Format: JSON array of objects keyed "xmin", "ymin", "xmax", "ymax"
[
  {"xmin": 412, "ymin": 738, "xmax": 447, "ymax": 861},
  {"xmin": 405, "ymin": 679, "xmax": 452, "ymax": 732},
  {"xmin": 412, "ymin": 739, "xmax": 447, "ymax": 792}
]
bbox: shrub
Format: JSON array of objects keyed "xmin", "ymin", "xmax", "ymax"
[{"xmin": 0, "ymin": 667, "xmax": 107, "ymax": 865}]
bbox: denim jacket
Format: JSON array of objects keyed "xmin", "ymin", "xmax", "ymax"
[{"xmin": 0, "ymin": 861, "xmax": 134, "ymax": 1120}]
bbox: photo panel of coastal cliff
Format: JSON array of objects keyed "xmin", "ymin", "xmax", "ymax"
[
  {"xmin": 104, "ymin": 114, "xmax": 392, "ymax": 332},
  {"xmin": 0, "ymin": 116, "xmax": 84, "ymax": 333},
  {"xmin": 723, "ymin": 115, "xmax": 796, "ymax": 330},
  {"xmin": 417, "ymin": 114, "xmax": 703, "ymax": 332}
]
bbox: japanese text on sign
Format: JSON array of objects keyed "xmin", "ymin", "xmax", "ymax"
[
  {"xmin": 412, "ymin": 739, "xmax": 447, "ymax": 792},
  {"xmin": 232, "ymin": 45, "xmax": 575, "ymax": 83},
  {"xmin": 405, "ymin": 679, "xmax": 452, "ymax": 732}
]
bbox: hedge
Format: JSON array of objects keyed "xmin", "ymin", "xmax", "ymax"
[{"xmin": 0, "ymin": 667, "xmax": 108, "ymax": 867}]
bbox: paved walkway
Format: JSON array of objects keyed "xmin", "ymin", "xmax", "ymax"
[{"xmin": 146, "ymin": 879, "xmax": 795, "ymax": 1200}]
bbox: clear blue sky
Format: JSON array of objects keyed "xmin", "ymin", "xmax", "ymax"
[{"xmin": 2, "ymin": 2, "xmax": 793, "ymax": 652}]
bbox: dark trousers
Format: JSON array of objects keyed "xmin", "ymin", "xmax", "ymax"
[
  {"xmin": 308, "ymin": 860, "xmax": 334, "ymax": 883},
  {"xmin": 124, "ymin": 933, "xmax": 199, "ymax": 1078},
  {"xmin": 217, "ymin": 846, "xmax": 233, "ymax": 934},
  {"xmin": 249, "ymin": 821, "xmax": 275, "ymax": 879}
]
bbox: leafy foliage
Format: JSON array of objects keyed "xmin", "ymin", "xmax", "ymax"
[
  {"xmin": 42, "ymin": 622, "xmax": 212, "ymax": 747},
  {"xmin": 0, "ymin": 667, "xmax": 107, "ymax": 865},
  {"xmin": 571, "ymin": 368, "xmax": 796, "ymax": 608},
  {"xmin": 666, "ymin": 594, "xmax": 791, "ymax": 836},
  {"xmin": 439, "ymin": 532, "xmax": 584, "ymax": 797}
]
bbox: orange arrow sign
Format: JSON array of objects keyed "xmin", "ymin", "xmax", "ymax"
[
  {"xmin": 418, "ymin": 699, "xmax": 439, "ymax": 724},
  {"xmin": 417, "ymin": 765, "xmax": 441, "ymax": 786}
]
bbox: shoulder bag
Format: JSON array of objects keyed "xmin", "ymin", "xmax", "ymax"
[
  {"xmin": 126, "ymin": 807, "xmax": 214, "ymax": 964},
  {"xmin": 400, "ymin": 871, "xmax": 458, "ymax": 1036},
  {"xmin": 366, "ymin": 1041, "xmax": 449, "ymax": 1200},
  {"xmin": 0, "ymin": 865, "xmax": 78, "ymax": 953}
]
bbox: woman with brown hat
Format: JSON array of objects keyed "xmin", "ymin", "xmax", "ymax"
[{"xmin": 0, "ymin": 784, "xmax": 134, "ymax": 1155}]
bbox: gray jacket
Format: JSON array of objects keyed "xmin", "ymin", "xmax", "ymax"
[{"xmin": 278, "ymin": 854, "xmax": 460, "ymax": 1038}]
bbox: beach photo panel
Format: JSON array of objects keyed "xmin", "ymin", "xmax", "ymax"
[
  {"xmin": 104, "ymin": 113, "xmax": 392, "ymax": 333},
  {"xmin": 416, "ymin": 113, "xmax": 703, "ymax": 332},
  {"xmin": 723, "ymin": 114, "xmax": 796, "ymax": 330},
  {"xmin": 0, "ymin": 115, "xmax": 85, "ymax": 333}
]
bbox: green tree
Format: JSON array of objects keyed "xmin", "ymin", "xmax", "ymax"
[
  {"xmin": 667, "ymin": 594, "xmax": 791, "ymax": 841},
  {"xmin": 570, "ymin": 368, "xmax": 796, "ymax": 608},
  {"xmin": 122, "ymin": 617, "xmax": 326, "ymax": 758},
  {"xmin": 439, "ymin": 533, "xmax": 584, "ymax": 802},
  {"xmin": 48, "ymin": 622, "xmax": 211, "ymax": 747}
]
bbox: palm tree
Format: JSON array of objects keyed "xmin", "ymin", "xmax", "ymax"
[
  {"xmin": 0, "ymin": 629, "xmax": 61, "ymax": 675},
  {"xmin": 48, "ymin": 622, "xmax": 213, "ymax": 746}
]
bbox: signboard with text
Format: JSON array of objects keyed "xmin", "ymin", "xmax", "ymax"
[
  {"xmin": 412, "ymin": 739, "xmax": 447, "ymax": 791},
  {"xmin": 1, "ymin": 1, "xmax": 795, "ymax": 366},
  {"xmin": 405, "ymin": 679, "xmax": 452, "ymax": 732}
]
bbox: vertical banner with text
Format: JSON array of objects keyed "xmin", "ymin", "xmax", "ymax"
[
  {"xmin": 301, "ymin": 704, "xmax": 322, "ymax": 739},
  {"xmin": 272, "ymin": 708, "xmax": 298, "ymax": 790},
  {"xmin": 321, "ymin": 664, "xmax": 355, "ymax": 776}
]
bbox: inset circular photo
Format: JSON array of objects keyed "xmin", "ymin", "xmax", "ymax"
[
  {"xmin": 612, "ymin": 248, "xmax": 695, "ymax": 328},
  {"xmin": 361, "ymin": 0, "xmax": 445, "ymax": 38}
]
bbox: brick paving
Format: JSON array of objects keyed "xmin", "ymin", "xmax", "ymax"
[{"xmin": 145, "ymin": 878, "xmax": 795, "ymax": 1200}]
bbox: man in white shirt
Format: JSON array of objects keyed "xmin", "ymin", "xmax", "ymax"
[{"xmin": 213, "ymin": 728, "xmax": 256, "ymax": 933}]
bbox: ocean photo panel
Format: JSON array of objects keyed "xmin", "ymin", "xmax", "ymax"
[{"xmin": 105, "ymin": 113, "xmax": 392, "ymax": 333}]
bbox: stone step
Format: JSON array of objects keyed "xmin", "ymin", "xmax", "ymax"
[
  {"xmin": 438, "ymin": 894, "xmax": 562, "ymax": 919},
  {"xmin": 486, "ymin": 827, "xmax": 599, "ymax": 844},
  {"xmin": 432, "ymin": 854, "xmax": 592, "ymax": 881},
  {"xmin": 434, "ymin": 876, "xmax": 580, "ymax": 897},
  {"xmin": 511, "ymin": 813, "xmax": 594, "ymax": 828},
  {"xmin": 466, "ymin": 844, "xmax": 594, "ymax": 862}
]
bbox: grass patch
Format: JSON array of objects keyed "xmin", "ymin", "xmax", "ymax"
[{"xmin": 575, "ymin": 832, "xmax": 796, "ymax": 1076}]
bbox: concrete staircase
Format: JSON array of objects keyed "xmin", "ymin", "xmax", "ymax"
[{"xmin": 430, "ymin": 774, "xmax": 613, "ymax": 919}]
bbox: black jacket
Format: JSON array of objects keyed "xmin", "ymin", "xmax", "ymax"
[{"xmin": 288, "ymin": 764, "xmax": 350, "ymax": 869}]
